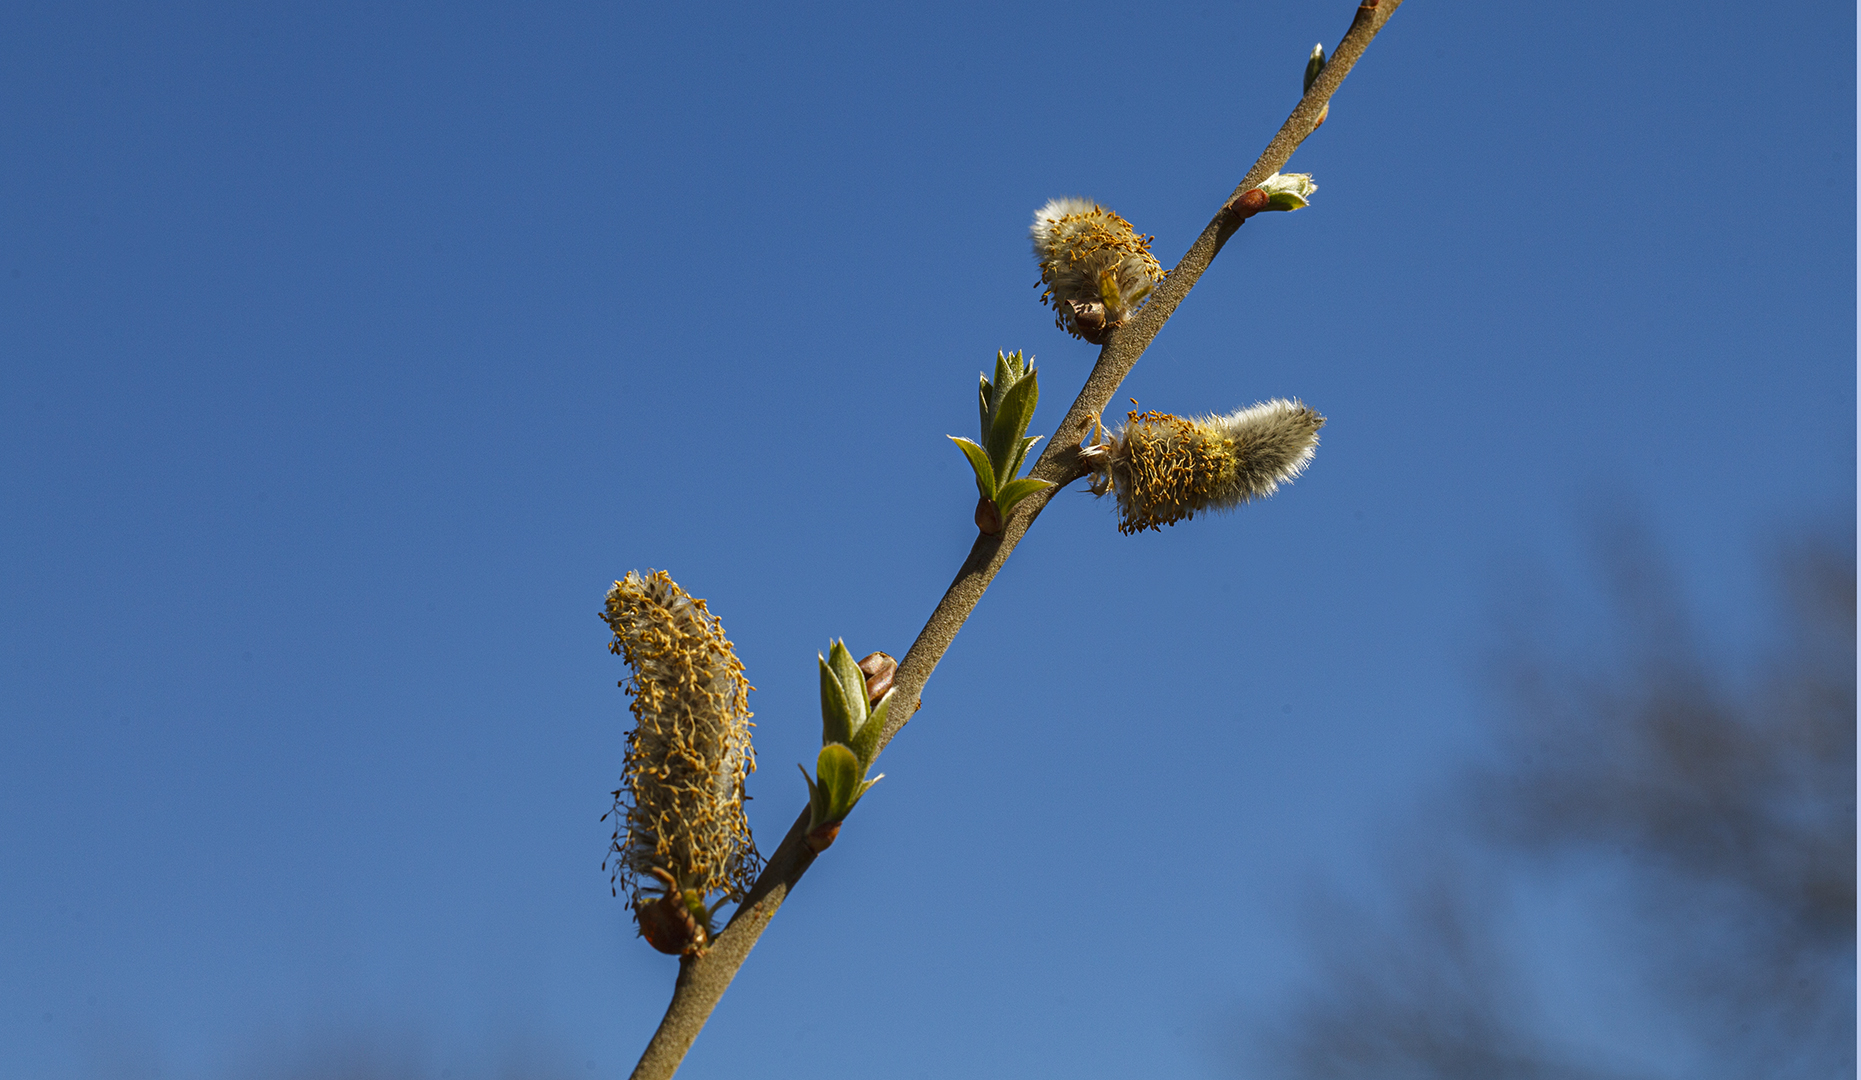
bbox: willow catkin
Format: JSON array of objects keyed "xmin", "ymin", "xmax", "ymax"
[
  {"xmin": 1095, "ymin": 400, "xmax": 1325, "ymax": 534},
  {"xmin": 1031, "ymin": 198, "xmax": 1165, "ymax": 341},
  {"xmin": 602, "ymin": 571, "xmax": 759, "ymax": 911}
]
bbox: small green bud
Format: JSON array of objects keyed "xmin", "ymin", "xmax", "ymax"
[
  {"xmin": 1304, "ymin": 43, "xmax": 1327, "ymax": 95},
  {"xmin": 1255, "ymin": 172, "xmax": 1317, "ymax": 212}
]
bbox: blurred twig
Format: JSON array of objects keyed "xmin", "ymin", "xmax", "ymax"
[
  {"xmin": 1248, "ymin": 528, "xmax": 1857, "ymax": 1079},
  {"xmin": 626, "ymin": 3, "xmax": 1405, "ymax": 1076}
]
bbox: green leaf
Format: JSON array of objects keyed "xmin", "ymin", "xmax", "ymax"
[
  {"xmin": 798, "ymin": 762, "xmax": 825, "ymax": 821},
  {"xmin": 827, "ymin": 640, "xmax": 869, "ymax": 732},
  {"xmin": 1000, "ymin": 434, "xmax": 1043, "ymax": 487},
  {"xmin": 977, "ymin": 374, "xmax": 992, "ymax": 434},
  {"xmin": 866, "ymin": 686, "xmax": 892, "ymax": 732},
  {"xmin": 990, "ymin": 351, "xmax": 1014, "ymax": 412},
  {"xmin": 815, "ymin": 742, "xmax": 865, "ymax": 822},
  {"xmin": 1265, "ymin": 191, "xmax": 1309, "ymax": 212},
  {"xmin": 850, "ymin": 688, "xmax": 891, "ymax": 767},
  {"xmin": 995, "ymin": 476, "xmax": 1057, "ymax": 519},
  {"xmin": 986, "ymin": 367, "xmax": 1040, "ymax": 480},
  {"xmin": 818, "ymin": 654, "xmax": 856, "ymax": 747},
  {"xmin": 949, "ymin": 436, "xmax": 996, "ymax": 498}
]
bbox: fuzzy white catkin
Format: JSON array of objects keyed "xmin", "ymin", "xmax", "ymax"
[
  {"xmin": 1030, "ymin": 198, "xmax": 1164, "ymax": 339},
  {"xmin": 1199, "ymin": 399, "xmax": 1323, "ymax": 505}
]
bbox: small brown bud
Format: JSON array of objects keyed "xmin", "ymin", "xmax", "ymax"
[
  {"xmin": 1228, "ymin": 188, "xmax": 1270, "ymax": 218},
  {"xmin": 857, "ymin": 651, "xmax": 897, "ymax": 705},
  {"xmin": 1066, "ymin": 300, "xmax": 1114, "ymax": 344},
  {"xmin": 634, "ymin": 867, "xmax": 709, "ymax": 956},
  {"xmin": 975, "ymin": 494, "xmax": 1003, "ymax": 535},
  {"xmin": 805, "ymin": 821, "xmax": 842, "ymax": 853}
]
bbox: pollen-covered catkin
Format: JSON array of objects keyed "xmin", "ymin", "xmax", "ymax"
[
  {"xmin": 603, "ymin": 571, "xmax": 759, "ymax": 915},
  {"xmin": 1031, "ymin": 198, "xmax": 1165, "ymax": 343},
  {"xmin": 1094, "ymin": 400, "xmax": 1324, "ymax": 534}
]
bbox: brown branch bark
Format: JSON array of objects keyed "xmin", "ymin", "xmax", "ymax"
[{"xmin": 626, "ymin": 3, "xmax": 1403, "ymax": 1076}]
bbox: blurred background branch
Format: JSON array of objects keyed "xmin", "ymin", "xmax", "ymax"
[{"xmin": 1242, "ymin": 524, "xmax": 1856, "ymax": 1080}]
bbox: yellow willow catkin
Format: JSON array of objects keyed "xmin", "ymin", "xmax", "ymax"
[
  {"xmin": 602, "ymin": 571, "xmax": 759, "ymax": 909},
  {"xmin": 1101, "ymin": 400, "xmax": 1325, "ymax": 534}
]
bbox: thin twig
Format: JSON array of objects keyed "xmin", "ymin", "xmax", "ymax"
[{"xmin": 625, "ymin": 3, "xmax": 1403, "ymax": 1075}]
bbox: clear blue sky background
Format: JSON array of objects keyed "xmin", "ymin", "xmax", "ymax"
[{"xmin": 2, "ymin": 1, "xmax": 1853, "ymax": 1077}]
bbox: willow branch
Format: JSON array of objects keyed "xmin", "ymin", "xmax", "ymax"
[{"xmin": 626, "ymin": 3, "xmax": 1402, "ymax": 1076}]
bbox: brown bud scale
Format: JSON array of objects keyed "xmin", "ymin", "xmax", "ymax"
[
  {"xmin": 1229, "ymin": 188, "xmax": 1270, "ymax": 218},
  {"xmin": 975, "ymin": 494, "xmax": 1004, "ymax": 535},
  {"xmin": 634, "ymin": 867, "xmax": 709, "ymax": 956},
  {"xmin": 857, "ymin": 651, "xmax": 897, "ymax": 705},
  {"xmin": 806, "ymin": 821, "xmax": 841, "ymax": 853}
]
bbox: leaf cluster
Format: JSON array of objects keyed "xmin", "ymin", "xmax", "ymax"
[
  {"xmin": 949, "ymin": 350, "xmax": 1056, "ymax": 528},
  {"xmin": 801, "ymin": 640, "xmax": 889, "ymax": 830}
]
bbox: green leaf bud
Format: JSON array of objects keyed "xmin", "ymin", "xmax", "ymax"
[
  {"xmin": 1255, "ymin": 172, "xmax": 1317, "ymax": 212},
  {"xmin": 818, "ymin": 652, "xmax": 858, "ymax": 748},
  {"xmin": 951, "ymin": 351, "xmax": 1055, "ymax": 531},
  {"xmin": 802, "ymin": 641, "xmax": 891, "ymax": 849},
  {"xmin": 1304, "ymin": 43, "xmax": 1327, "ymax": 95}
]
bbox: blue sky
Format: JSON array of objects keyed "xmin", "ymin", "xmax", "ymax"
[{"xmin": 1, "ymin": 1, "xmax": 1853, "ymax": 1077}]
